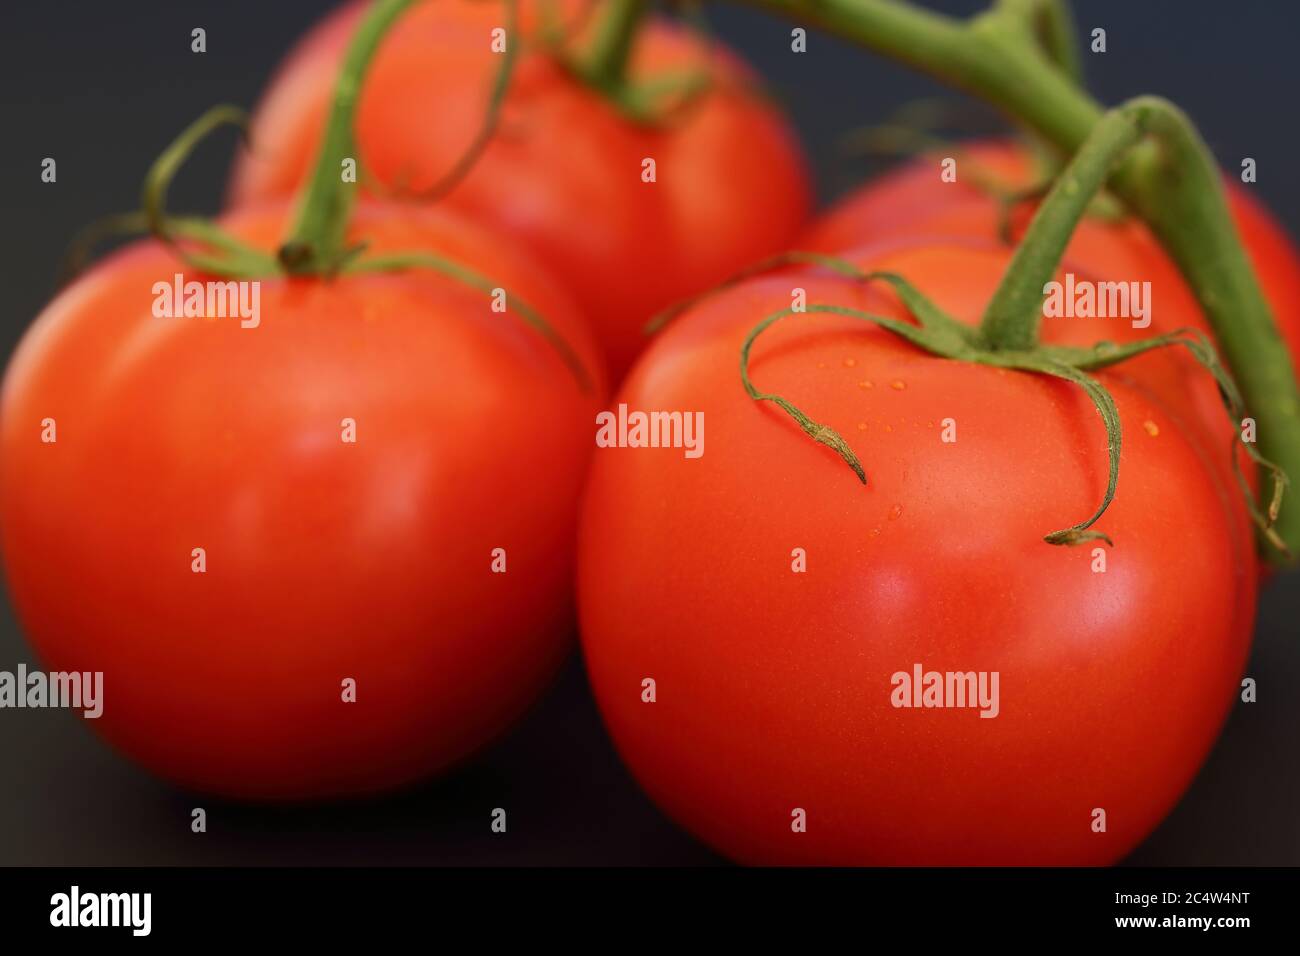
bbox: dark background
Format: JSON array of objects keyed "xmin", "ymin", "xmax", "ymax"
[{"xmin": 0, "ymin": 0, "xmax": 1296, "ymax": 865}]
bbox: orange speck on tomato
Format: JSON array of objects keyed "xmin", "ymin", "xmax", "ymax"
[{"xmin": 1143, "ymin": 420, "xmax": 1160, "ymax": 437}]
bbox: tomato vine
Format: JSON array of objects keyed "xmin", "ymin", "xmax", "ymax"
[{"xmin": 739, "ymin": 0, "xmax": 1300, "ymax": 560}]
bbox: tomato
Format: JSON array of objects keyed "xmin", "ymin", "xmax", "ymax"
[
  {"xmin": 229, "ymin": 0, "xmax": 811, "ymax": 380},
  {"xmin": 0, "ymin": 202, "xmax": 604, "ymax": 800},
  {"xmin": 805, "ymin": 139, "xmax": 1300, "ymax": 363},
  {"xmin": 578, "ymin": 239, "xmax": 1254, "ymax": 864}
]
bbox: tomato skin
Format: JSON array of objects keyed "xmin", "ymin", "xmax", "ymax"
[
  {"xmin": 0, "ymin": 203, "xmax": 604, "ymax": 800},
  {"xmin": 229, "ymin": 0, "xmax": 812, "ymax": 381},
  {"xmin": 578, "ymin": 241, "xmax": 1253, "ymax": 864}
]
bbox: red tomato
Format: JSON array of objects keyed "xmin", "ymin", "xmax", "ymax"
[
  {"xmin": 806, "ymin": 139, "xmax": 1300, "ymax": 363},
  {"xmin": 0, "ymin": 202, "xmax": 604, "ymax": 800},
  {"xmin": 578, "ymin": 239, "xmax": 1254, "ymax": 864},
  {"xmin": 229, "ymin": 0, "xmax": 811, "ymax": 380}
]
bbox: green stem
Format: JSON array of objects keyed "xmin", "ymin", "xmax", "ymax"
[
  {"xmin": 980, "ymin": 101, "xmax": 1144, "ymax": 350},
  {"xmin": 582, "ymin": 0, "xmax": 649, "ymax": 88},
  {"xmin": 280, "ymin": 0, "xmax": 416, "ymax": 273},
  {"xmin": 137, "ymin": 105, "xmax": 284, "ymax": 278},
  {"xmin": 747, "ymin": 0, "xmax": 1099, "ymax": 146},
  {"xmin": 344, "ymin": 251, "xmax": 593, "ymax": 392},
  {"xmin": 741, "ymin": 0, "xmax": 1300, "ymax": 562},
  {"xmin": 1110, "ymin": 110, "xmax": 1300, "ymax": 552},
  {"xmin": 411, "ymin": 0, "xmax": 520, "ymax": 201},
  {"xmin": 992, "ymin": 0, "xmax": 1082, "ymax": 82}
]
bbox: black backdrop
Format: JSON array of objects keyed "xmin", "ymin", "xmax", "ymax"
[{"xmin": 0, "ymin": 0, "xmax": 1296, "ymax": 865}]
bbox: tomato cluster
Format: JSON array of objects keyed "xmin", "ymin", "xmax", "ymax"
[{"xmin": 2, "ymin": 0, "xmax": 1296, "ymax": 864}]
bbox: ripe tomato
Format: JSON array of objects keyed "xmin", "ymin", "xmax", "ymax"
[
  {"xmin": 578, "ymin": 239, "xmax": 1254, "ymax": 864},
  {"xmin": 229, "ymin": 0, "xmax": 811, "ymax": 380},
  {"xmin": 0, "ymin": 202, "xmax": 604, "ymax": 800},
  {"xmin": 805, "ymin": 139, "xmax": 1300, "ymax": 363}
]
